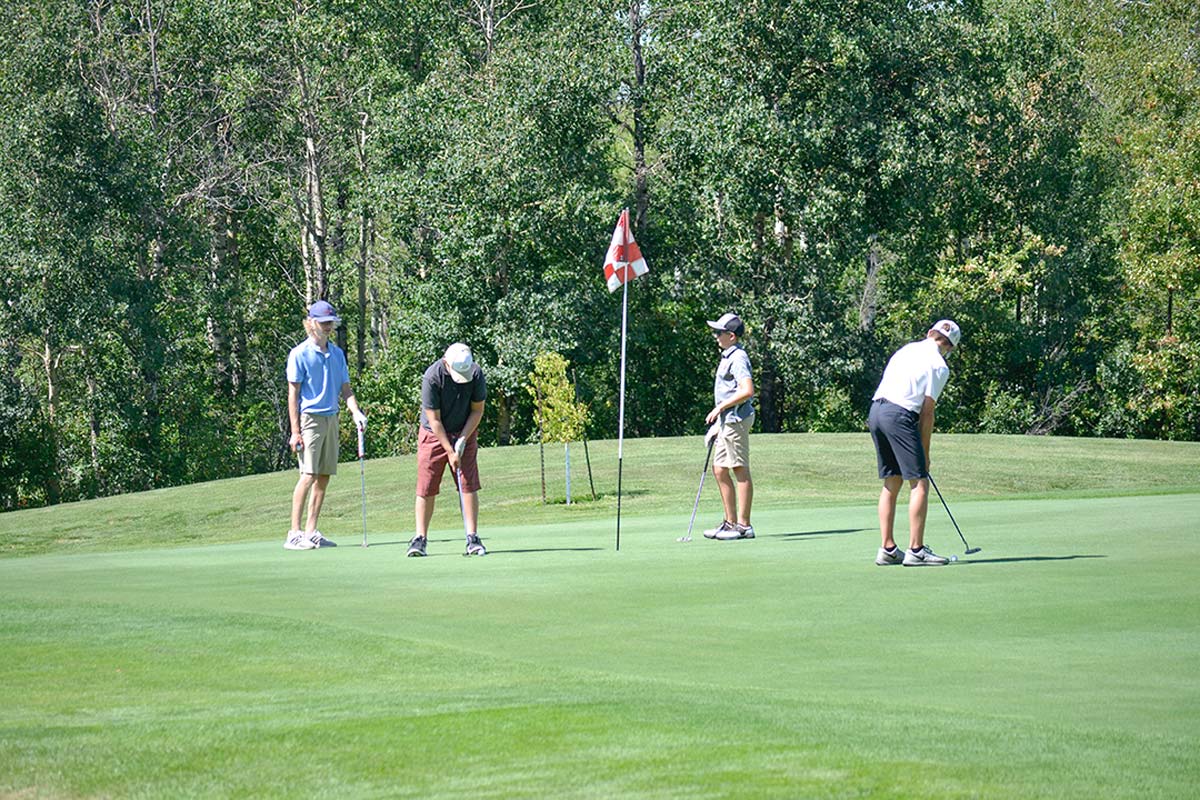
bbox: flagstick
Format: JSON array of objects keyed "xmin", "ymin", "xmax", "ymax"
[{"xmin": 616, "ymin": 272, "xmax": 629, "ymax": 552}]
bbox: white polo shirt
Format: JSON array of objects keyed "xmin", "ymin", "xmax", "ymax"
[{"xmin": 872, "ymin": 338, "xmax": 949, "ymax": 413}]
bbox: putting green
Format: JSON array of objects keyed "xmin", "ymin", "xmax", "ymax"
[{"xmin": 2, "ymin": 476, "xmax": 1197, "ymax": 797}]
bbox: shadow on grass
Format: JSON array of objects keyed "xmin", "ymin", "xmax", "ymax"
[
  {"xmin": 771, "ymin": 528, "xmax": 869, "ymax": 538},
  {"xmin": 356, "ymin": 539, "xmax": 604, "ymax": 556},
  {"xmin": 962, "ymin": 554, "xmax": 1107, "ymax": 565},
  {"xmin": 361, "ymin": 536, "xmax": 472, "ymax": 546},
  {"xmin": 486, "ymin": 547, "xmax": 605, "ymax": 555}
]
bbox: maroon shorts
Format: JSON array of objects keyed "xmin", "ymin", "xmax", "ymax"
[{"xmin": 416, "ymin": 428, "xmax": 481, "ymax": 496}]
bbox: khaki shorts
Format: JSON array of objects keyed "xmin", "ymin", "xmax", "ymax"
[
  {"xmin": 298, "ymin": 413, "xmax": 339, "ymax": 475},
  {"xmin": 713, "ymin": 412, "xmax": 752, "ymax": 469}
]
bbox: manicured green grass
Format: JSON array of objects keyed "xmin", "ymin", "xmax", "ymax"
[
  {"xmin": 2, "ymin": 433, "xmax": 1198, "ymax": 557},
  {"xmin": 1, "ymin": 434, "xmax": 1198, "ymax": 798}
]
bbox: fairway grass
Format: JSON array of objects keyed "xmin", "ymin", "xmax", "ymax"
[{"xmin": 1, "ymin": 435, "xmax": 1198, "ymax": 798}]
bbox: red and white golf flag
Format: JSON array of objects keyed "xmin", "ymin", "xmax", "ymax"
[{"xmin": 603, "ymin": 209, "xmax": 649, "ymax": 292}]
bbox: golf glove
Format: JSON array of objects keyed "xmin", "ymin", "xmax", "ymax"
[
  {"xmin": 454, "ymin": 436, "xmax": 467, "ymax": 458},
  {"xmin": 705, "ymin": 421, "xmax": 721, "ymax": 447},
  {"xmin": 352, "ymin": 410, "xmax": 367, "ymax": 431}
]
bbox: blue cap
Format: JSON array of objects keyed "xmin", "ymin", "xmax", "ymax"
[{"xmin": 307, "ymin": 300, "xmax": 340, "ymax": 322}]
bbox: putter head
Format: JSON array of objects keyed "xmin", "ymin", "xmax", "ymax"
[{"xmin": 965, "ymin": 547, "xmax": 982, "ymax": 555}]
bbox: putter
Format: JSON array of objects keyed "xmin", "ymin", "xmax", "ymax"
[
  {"xmin": 682, "ymin": 420, "xmax": 722, "ymax": 541},
  {"xmin": 453, "ymin": 437, "xmax": 476, "ymax": 555},
  {"xmin": 927, "ymin": 472, "xmax": 980, "ymax": 555},
  {"xmin": 357, "ymin": 423, "xmax": 367, "ymax": 548}
]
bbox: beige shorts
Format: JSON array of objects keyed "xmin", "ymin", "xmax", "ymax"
[
  {"xmin": 298, "ymin": 413, "xmax": 339, "ymax": 475},
  {"xmin": 713, "ymin": 412, "xmax": 752, "ymax": 469}
]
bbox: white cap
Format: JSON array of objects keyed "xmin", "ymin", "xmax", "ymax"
[
  {"xmin": 928, "ymin": 319, "xmax": 961, "ymax": 348},
  {"xmin": 444, "ymin": 343, "xmax": 474, "ymax": 384}
]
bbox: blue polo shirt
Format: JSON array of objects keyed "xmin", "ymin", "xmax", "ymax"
[{"xmin": 286, "ymin": 339, "xmax": 350, "ymax": 416}]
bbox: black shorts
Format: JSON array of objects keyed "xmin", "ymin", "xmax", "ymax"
[{"xmin": 868, "ymin": 399, "xmax": 926, "ymax": 480}]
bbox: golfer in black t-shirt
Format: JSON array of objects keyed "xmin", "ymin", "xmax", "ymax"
[{"xmin": 406, "ymin": 343, "xmax": 488, "ymax": 557}]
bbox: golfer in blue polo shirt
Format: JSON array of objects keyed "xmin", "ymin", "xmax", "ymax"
[{"xmin": 284, "ymin": 300, "xmax": 367, "ymax": 550}]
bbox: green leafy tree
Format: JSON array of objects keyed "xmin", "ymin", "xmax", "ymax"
[
  {"xmin": 527, "ymin": 352, "xmax": 589, "ymax": 445},
  {"xmin": 526, "ymin": 351, "xmax": 590, "ymax": 503}
]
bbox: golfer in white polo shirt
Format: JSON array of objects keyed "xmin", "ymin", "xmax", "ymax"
[{"xmin": 867, "ymin": 319, "xmax": 961, "ymax": 566}]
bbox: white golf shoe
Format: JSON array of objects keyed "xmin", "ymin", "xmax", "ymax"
[
  {"xmin": 903, "ymin": 545, "xmax": 949, "ymax": 566},
  {"xmin": 875, "ymin": 546, "xmax": 904, "ymax": 565},
  {"xmin": 284, "ymin": 531, "xmax": 315, "ymax": 550},
  {"xmin": 714, "ymin": 523, "xmax": 754, "ymax": 540},
  {"xmin": 703, "ymin": 520, "xmax": 737, "ymax": 539}
]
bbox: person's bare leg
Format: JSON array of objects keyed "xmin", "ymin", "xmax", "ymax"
[
  {"xmin": 304, "ymin": 474, "xmax": 331, "ymax": 533},
  {"xmin": 731, "ymin": 465, "xmax": 753, "ymax": 525},
  {"xmin": 292, "ymin": 473, "xmax": 315, "ymax": 531},
  {"xmin": 713, "ymin": 465, "xmax": 736, "ymax": 524},
  {"xmin": 462, "ymin": 491, "xmax": 479, "ymax": 533},
  {"xmin": 879, "ymin": 476, "xmax": 903, "ymax": 550},
  {"xmin": 907, "ymin": 478, "xmax": 930, "ymax": 550},
  {"xmin": 415, "ymin": 495, "xmax": 436, "ymax": 538}
]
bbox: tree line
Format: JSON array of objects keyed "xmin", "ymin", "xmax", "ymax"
[{"xmin": 1, "ymin": 0, "xmax": 1196, "ymax": 510}]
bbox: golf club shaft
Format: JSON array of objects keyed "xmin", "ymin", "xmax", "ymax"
[
  {"xmin": 926, "ymin": 472, "xmax": 973, "ymax": 552},
  {"xmin": 685, "ymin": 438, "xmax": 716, "ymax": 539},
  {"xmin": 357, "ymin": 426, "xmax": 367, "ymax": 547},
  {"xmin": 454, "ymin": 466, "xmax": 470, "ymax": 537}
]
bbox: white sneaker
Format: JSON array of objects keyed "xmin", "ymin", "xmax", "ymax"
[
  {"xmin": 904, "ymin": 545, "xmax": 949, "ymax": 566},
  {"xmin": 703, "ymin": 520, "xmax": 737, "ymax": 539},
  {"xmin": 307, "ymin": 531, "xmax": 337, "ymax": 548},
  {"xmin": 715, "ymin": 523, "xmax": 754, "ymax": 540},
  {"xmin": 284, "ymin": 531, "xmax": 315, "ymax": 550},
  {"xmin": 876, "ymin": 546, "xmax": 904, "ymax": 565}
]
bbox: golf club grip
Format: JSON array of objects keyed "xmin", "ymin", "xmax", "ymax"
[{"xmin": 356, "ymin": 427, "xmax": 364, "ymax": 459}]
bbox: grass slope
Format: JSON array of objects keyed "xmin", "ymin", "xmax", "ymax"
[
  {"xmin": 1, "ymin": 434, "xmax": 1198, "ymax": 798},
  {"xmin": 2, "ymin": 433, "xmax": 1198, "ymax": 557}
]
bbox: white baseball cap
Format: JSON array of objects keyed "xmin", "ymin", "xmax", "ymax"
[
  {"xmin": 444, "ymin": 343, "xmax": 474, "ymax": 384},
  {"xmin": 928, "ymin": 319, "xmax": 962, "ymax": 348}
]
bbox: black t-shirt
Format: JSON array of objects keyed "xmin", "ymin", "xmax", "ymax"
[{"xmin": 419, "ymin": 359, "xmax": 487, "ymax": 434}]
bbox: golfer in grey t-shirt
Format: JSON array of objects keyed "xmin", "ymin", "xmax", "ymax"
[{"xmin": 702, "ymin": 313, "xmax": 756, "ymax": 541}]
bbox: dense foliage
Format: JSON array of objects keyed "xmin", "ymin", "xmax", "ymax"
[{"xmin": 1, "ymin": 0, "xmax": 1197, "ymax": 510}]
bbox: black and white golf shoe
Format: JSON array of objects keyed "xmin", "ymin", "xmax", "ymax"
[
  {"xmin": 307, "ymin": 531, "xmax": 337, "ymax": 548},
  {"xmin": 406, "ymin": 535, "xmax": 427, "ymax": 557},
  {"xmin": 465, "ymin": 534, "xmax": 487, "ymax": 556}
]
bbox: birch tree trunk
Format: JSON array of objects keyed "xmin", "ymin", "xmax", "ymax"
[
  {"xmin": 292, "ymin": 20, "xmax": 329, "ymax": 301},
  {"xmin": 629, "ymin": 0, "xmax": 649, "ymax": 232},
  {"xmin": 354, "ymin": 110, "xmax": 373, "ymax": 374}
]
